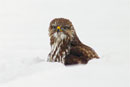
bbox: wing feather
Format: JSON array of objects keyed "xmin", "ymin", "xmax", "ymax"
[{"xmin": 70, "ymin": 44, "xmax": 99, "ymax": 59}]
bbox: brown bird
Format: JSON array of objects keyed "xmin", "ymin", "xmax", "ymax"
[{"xmin": 47, "ymin": 18, "xmax": 99, "ymax": 65}]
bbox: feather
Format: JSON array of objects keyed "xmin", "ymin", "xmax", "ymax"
[{"xmin": 48, "ymin": 18, "xmax": 99, "ymax": 65}]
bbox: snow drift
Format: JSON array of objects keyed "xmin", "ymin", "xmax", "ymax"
[{"xmin": 0, "ymin": 0, "xmax": 129, "ymax": 87}]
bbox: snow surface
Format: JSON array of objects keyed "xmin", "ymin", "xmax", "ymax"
[{"xmin": 0, "ymin": 0, "xmax": 129, "ymax": 87}]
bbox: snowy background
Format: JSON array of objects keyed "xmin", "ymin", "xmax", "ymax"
[{"xmin": 0, "ymin": 0, "xmax": 129, "ymax": 87}]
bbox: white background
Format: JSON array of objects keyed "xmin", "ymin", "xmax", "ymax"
[{"xmin": 0, "ymin": 0, "xmax": 129, "ymax": 87}]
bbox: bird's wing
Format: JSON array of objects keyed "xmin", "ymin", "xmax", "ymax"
[
  {"xmin": 70, "ymin": 44, "xmax": 99, "ymax": 59},
  {"xmin": 64, "ymin": 45, "xmax": 99, "ymax": 65}
]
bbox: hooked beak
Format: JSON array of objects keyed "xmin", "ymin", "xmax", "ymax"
[{"xmin": 57, "ymin": 26, "xmax": 62, "ymax": 32}]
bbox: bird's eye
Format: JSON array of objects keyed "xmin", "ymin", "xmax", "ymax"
[
  {"xmin": 64, "ymin": 26, "xmax": 70, "ymax": 29},
  {"xmin": 51, "ymin": 26, "xmax": 57, "ymax": 29}
]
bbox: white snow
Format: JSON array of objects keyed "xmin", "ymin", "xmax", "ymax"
[{"xmin": 0, "ymin": 0, "xmax": 129, "ymax": 87}]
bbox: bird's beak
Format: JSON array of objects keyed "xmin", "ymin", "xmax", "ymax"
[{"xmin": 57, "ymin": 26, "xmax": 62, "ymax": 32}]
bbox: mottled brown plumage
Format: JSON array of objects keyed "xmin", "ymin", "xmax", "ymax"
[{"xmin": 47, "ymin": 18, "xmax": 99, "ymax": 65}]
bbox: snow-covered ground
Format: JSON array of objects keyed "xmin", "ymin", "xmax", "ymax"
[{"xmin": 0, "ymin": 0, "xmax": 129, "ymax": 87}]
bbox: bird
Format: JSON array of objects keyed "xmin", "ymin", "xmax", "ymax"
[{"xmin": 47, "ymin": 18, "xmax": 99, "ymax": 65}]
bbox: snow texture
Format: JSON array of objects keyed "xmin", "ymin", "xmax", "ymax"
[{"xmin": 0, "ymin": 0, "xmax": 129, "ymax": 87}]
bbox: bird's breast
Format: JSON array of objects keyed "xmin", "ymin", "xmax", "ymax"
[{"xmin": 48, "ymin": 33, "xmax": 71, "ymax": 63}]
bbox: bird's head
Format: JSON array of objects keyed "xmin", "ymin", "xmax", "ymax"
[{"xmin": 49, "ymin": 18, "xmax": 75, "ymax": 40}]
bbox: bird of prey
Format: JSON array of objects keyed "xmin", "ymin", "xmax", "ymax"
[{"xmin": 47, "ymin": 18, "xmax": 99, "ymax": 65}]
